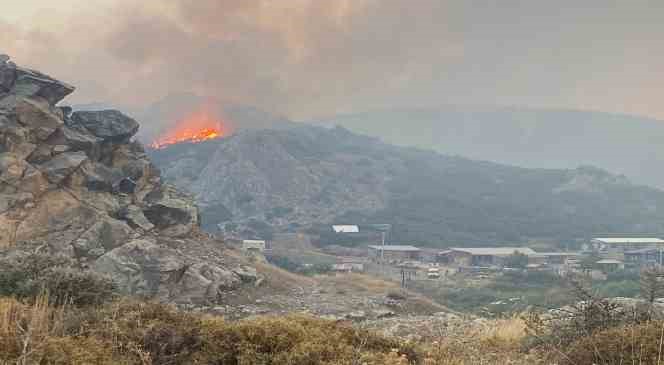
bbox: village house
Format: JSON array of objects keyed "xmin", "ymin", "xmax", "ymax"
[
  {"xmin": 535, "ymin": 252, "xmax": 583, "ymax": 265},
  {"xmin": 242, "ymin": 239, "xmax": 267, "ymax": 254},
  {"xmin": 595, "ymin": 259, "xmax": 625, "ymax": 272},
  {"xmin": 332, "ymin": 257, "xmax": 366, "ymax": 273},
  {"xmin": 624, "ymin": 248, "xmax": 661, "ymax": 266},
  {"xmin": 332, "ymin": 225, "xmax": 360, "ymax": 233},
  {"xmin": 441, "ymin": 247, "xmax": 537, "ymax": 267},
  {"xmin": 591, "ymin": 237, "xmax": 664, "ymax": 257},
  {"xmin": 368, "ymin": 245, "xmax": 421, "ymax": 262}
]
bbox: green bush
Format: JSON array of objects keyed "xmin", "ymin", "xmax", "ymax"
[
  {"xmin": 266, "ymin": 255, "xmax": 332, "ymax": 276},
  {"xmin": 596, "ymin": 280, "xmax": 640, "ymax": 298}
]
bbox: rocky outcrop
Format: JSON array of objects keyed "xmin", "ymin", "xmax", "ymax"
[{"xmin": 0, "ymin": 54, "xmax": 254, "ymax": 304}]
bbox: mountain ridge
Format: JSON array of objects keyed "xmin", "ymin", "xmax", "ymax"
[
  {"xmin": 308, "ymin": 107, "xmax": 664, "ymax": 189},
  {"xmin": 149, "ymin": 124, "xmax": 664, "ymax": 247}
]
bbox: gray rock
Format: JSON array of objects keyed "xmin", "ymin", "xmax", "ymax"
[
  {"xmin": 119, "ymin": 204, "xmax": 155, "ymax": 231},
  {"xmin": 72, "ymin": 217, "xmax": 133, "ymax": 259},
  {"xmin": 15, "ymin": 97, "xmax": 63, "ymax": 140},
  {"xmin": 143, "ymin": 185, "xmax": 198, "ymax": 237},
  {"xmin": 0, "ymin": 152, "xmax": 28, "ymax": 186},
  {"xmin": 77, "ymin": 162, "xmax": 122, "ymax": 192},
  {"xmin": 52, "ymin": 145, "xmax": 70, "ymax": 154},
  {"xmin": 61, "ymin": 126, "xmax": 102, "ymax": 158},
  {"xmin": 0, "ymin": 192, "xmax": 32, "ymax": 213},
  {"xmin": 69, "ymin": 110, "xmax": 139, "ymax": 143},
  {"xmin": 0, "ymin": 57, "xmax": 259, "ymax": 305},
  {"xmin": 37, "ymin": 151, "xmax": 87, "ymax": 184},
  {"xmin": 0, "ymin": 55, "xmax": 16, "ymax": 92},
  {"xmin": 373, "ymin": 309, "xmax": 396, "ymax": 319},
  {"xmin": 114, "ymin": 177, "xmax": 137, "ymax": 194},
  {"xmin": 345, "ymin": 311, "xmax": 367, "ymax": 321},
  {"xmin": 12, "ymin": 66, "xmax": 75, "ymax": 105},
  {"xmin": 232, "ymin": 266, "xmax": 259, "ymax": 283},
  {"xmin": 93, "ymin": 238, "xmax": 241, "ymax": 303}
]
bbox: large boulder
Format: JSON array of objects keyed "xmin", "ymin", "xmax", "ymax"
[
  {"xmin": 119, "ymin": 204, "xmax": 155, "ymax": 231},
  {"xmin": 12, "ymin": 66, "xmax": 74, "ymax": 105},
  {"xmin": 0, "ymin": 152, "xmax": 29, "ymax": 186},
  {"xmin": 60, "ymin": 125, "xmax": 103, "ymax": 158},
  {"xmin": 69, "ymin": 110, "xmax": 139, "ymax": 143},
  {"xmin": 72, "ymin": 217, "xmax": 133, "ymax": 259},
  {"xmin": 93, "ymin": 238, "xmax": 241, "ymax": 303},
  {"xmin": 16, "ymin": 97, "xmax": 63, "ymax": 140},
  {"xmin": 0, "ymin": 54, "xmax": 256, "ymax": 305},
  {"xmin": 0, "ymin": 114, "xmax": 36, "ymax": 159},
  {"xmin": 37, "ymin": 151, "xmax": 87, "ymax": 184},
  {"xmin": 143, "ymin": 184, "xmax": 199, "ymax": 237},
  {"xmin": 74, "ymin": 161, "xmax": 122, "ymax": 192},
  {"xmin": 0, "ymin": 55, "xmax": 16, "ymax": 93},
  {"xmin": 13, "ymin": 189, "xmax": 99, "ymax": 253}
]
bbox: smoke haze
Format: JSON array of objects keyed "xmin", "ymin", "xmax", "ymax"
[{"xmin": 2, "ymin": 0, "xmax": 664, "ymax": 121}]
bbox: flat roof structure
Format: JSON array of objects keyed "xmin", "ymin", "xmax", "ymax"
[
  {"xmin": 450, "ymin": 247, "xmax": 536, "ymax": 256},
  {"xmin": 333, "ymin": 225, "xmax": 360, "ymax": 233},
  {"xmin": 592, "ymin": 238, "xmax": 664, "ymax": 244},
  {"xmin": 368, "ymin": 245, "xmax": 420, "ymax": 252}
]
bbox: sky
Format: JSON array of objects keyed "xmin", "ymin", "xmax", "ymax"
[{"xmin": 2, "ymin": 0, "xmax": 664, "ymax": 120}]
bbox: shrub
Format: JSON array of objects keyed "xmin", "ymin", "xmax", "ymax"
[
  {"xmin": 524, "ymin": 275, "xmax": 652, "ymax": 354},
  {"xmin": 0, "ymin": 253, "xmax": 116, "ymax": 306},
  {"xmin": 504, "ymin": 252, "xmax": 528, "ymax": 269},
  {"xmin": 0, "ymin": 298, "xmax": 419, "ymax": 365},
  {"xmin": 197, "ymin": 315, "xmax": 418, "ymax": 364},
  {"xmin": 561, "ymin": 321, "xmax": 664, "ymax": 365},
  {"xmin": 386, "ymin": 290, "xmax": 407, "ymax": 301}
]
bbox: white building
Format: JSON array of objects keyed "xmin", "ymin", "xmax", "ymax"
[
  {"xmin": 332, "ymin": 225, "xmax": 360, "ymax": 233},
  {"xmin": 242, "ymin": 239, "xmax": 266, "ymax": 253}
]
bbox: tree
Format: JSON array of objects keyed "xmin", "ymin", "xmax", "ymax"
[{"xmin": 504, "ymin": 251, "xmax": 528, "ymax": 269}]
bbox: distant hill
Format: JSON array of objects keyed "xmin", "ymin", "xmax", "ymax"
[
  {"xmin": 309, "ymin": 107, "xmax": 664, "ymax": 189},
  {"xmin": 73, "ymin": 93, "xmax": 296, "ymax": 144},
  {"xmin": 149, "ymin": 125, "xmax": 664, "ymax": 247}
]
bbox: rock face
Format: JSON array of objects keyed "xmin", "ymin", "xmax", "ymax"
[{"xmin": 0, "ymin": 55, "xmax": 252, "ymax": 304}]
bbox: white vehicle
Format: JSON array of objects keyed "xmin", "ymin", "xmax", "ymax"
[{"xmin": 427, "ymin": 267, "xmax": 441, "ymax": 279}]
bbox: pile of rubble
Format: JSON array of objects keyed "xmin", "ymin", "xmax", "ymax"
[{"xmin": 0, "ymin": 54, "xmax": 259, "ymax": 304}]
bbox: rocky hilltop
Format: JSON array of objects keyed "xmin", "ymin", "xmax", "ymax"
[
  {"xmin": 151, "ymin": 125, "xmax": 664, "ymax": 245},
  {"xmin": 0, "ymin": 55, "xmax": 257, "ymax": 304}
]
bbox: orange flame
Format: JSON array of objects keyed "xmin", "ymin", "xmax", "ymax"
[{"xmin": 150, "ymin": 108, "xmax": 229, "ymax": 149}]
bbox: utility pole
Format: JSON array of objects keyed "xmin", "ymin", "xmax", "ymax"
[
  {"xmin": 368, "ymin": 224, "xmax": 391, "ymax": 276},
  {"xmin": 381, "ymin": 230, "xmax": 386, "ymax": 274}
]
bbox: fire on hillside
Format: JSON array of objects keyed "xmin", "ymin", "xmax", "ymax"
[{"xmin": 150, "ymin": 107, "xmax": 231, "ymax": 149}]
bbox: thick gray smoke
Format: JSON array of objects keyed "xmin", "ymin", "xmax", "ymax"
[{"xmin": 3, "ymin": 0, "xmax": 664, "ymax": 121}]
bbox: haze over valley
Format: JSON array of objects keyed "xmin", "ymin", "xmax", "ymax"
[{"xmin": 3, "ymin": 2, "xmax": 664, "ymax": 364}]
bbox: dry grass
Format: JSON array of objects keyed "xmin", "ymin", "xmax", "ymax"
[
  {"xmin": 0, "ymin": 296, "xmax": 419, "ymax": 365},
  {"xmin": 420, "ymin": 316, "xmax": 543, "ymax": 364},
  {"xmin": 322, "ymin": 273, "xmax": 400, "ymax": 293},
  {"xmin": 0, "ymin": 294, "xmax": 101, "ymax": 364}
]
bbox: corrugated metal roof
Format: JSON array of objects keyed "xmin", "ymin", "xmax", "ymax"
[
  {"xmin": 243, "ymin": 239, "xmax": 266, "ymax": 244},
  {"xmin": 593, "ymin": 238, "xmax": 664, "ymax": 244},
  {"xmin": 536, "ymin": 252, "xmax": 582, "ymax": 256},
  {"xmin": 596, "ymin": 259, "xmax": 624, "ymax": 264},
  {"xmin": 450, "ymin": 247, "xmax": 536, "ymax": 256},
  {"xmin": 333, "ymin": 225, "xmax": 360, "ymax": 233},
  {"xmin": 368, "ymin": 245, "xmax": 420, "ymax": 252},
  {"xmin": 625, "ymin": 248, "xmax": 660, "ymax": 254}
]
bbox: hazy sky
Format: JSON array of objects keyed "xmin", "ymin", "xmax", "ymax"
[{"xmin": 2, "ymin": 0, "xmax": 664, "ymax": 120}]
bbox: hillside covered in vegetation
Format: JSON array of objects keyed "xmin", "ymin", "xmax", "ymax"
[{"xmin": 151, "ymin": 125, "xmax": 664, "ymax": 246}]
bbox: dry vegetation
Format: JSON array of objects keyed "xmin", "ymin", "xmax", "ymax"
[
  {"xmin": 4, "ymin": 255, "xmax": 664, "ymax": 364},
  {"xmin": 5, "ymin": 292, "xmax": 664, "ymax": 364},
  {"xmin": 0, "ymin": 296, "xmax": 419, "ymax": 365}
]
